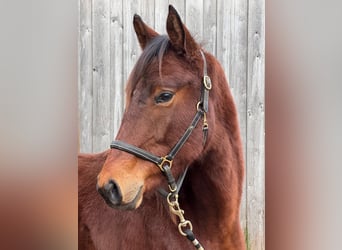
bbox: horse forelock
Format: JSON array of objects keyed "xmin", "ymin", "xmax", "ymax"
[
  {"xmin": 125, "ymin": 35, "xmax": 205, "ymax": 104},
  {"xmin": 126, "ymin": 35, "xmax": 170, "ymax": 101}
]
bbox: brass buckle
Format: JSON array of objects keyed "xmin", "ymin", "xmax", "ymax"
[
  {"xmin": 157, "ymin": 156, "xmax": 173, "ymax": 172},
  {"xmin": 203, "ymin": 75, "xmax": 212, "ymax": 90}
]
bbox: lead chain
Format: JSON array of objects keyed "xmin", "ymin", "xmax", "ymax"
[{"xmin": 167, "ymin": 193, "xmax": 205, "ymax": 250}]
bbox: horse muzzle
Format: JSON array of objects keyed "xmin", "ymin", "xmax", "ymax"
[{"xmin": 97, "ymin": 178, "xmax": 144, "ymax": 210}]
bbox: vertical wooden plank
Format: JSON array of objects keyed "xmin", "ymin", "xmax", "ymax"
[
  {"xmin": 230, "ymin": 0, "xmax": 248, "ymax": 235},
  {"xmin": 79, "ymin": 0, "xmax": 93, "ymax": 153},
  {"xmin": 185, "ymin": 0, "xmax": 203, "ymax": 40},
  {"xmin": 139, "ymin": 0, "xmax": 155, "ymax": 28},
  {"xmin": 246, "ymin": 0, "xmax": 265, "ymax": 248},
  {"xmin": 110, "ymin": 0, "xmax": 124, "ymax": 140},
  {"xmin": 122, "ymin": 0, "xmax": 140, "ymax": 95},
  {"xmin": 92, "ymin": 0, "xmax": 111, "ymax": 152},
  {"xmin": 216, "ymin": 0, "xmax": 232, "ymax": 90},
  {"xmin": 202, "ymin": 0, "xmax": 217, "ymax": 55},
  {"xmin": 154, "ymin": 0, "xmax": 169, "ymax": 33},
  {"xmin": 217, "ymin": 0, "xmax": 249, "ymax": 233}
]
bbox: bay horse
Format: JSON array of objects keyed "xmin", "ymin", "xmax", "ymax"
[{"xmin": 79, "ymin": 5, "xmax": 246, "ymax": 250}]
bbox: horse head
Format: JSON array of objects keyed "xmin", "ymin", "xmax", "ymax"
[{"xmin": 97, "ymin": 6, "xmax": 216, "ymax": 210}]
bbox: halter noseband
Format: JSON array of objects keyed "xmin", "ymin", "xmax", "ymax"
[{"xmin": 110, "ymin": 50, "xmax": 211, "ymax": 250}]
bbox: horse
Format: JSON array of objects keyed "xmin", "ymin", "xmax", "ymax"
[{"xmin": 79, "ymin": 5, "xmax": 246, "ymax": 250}]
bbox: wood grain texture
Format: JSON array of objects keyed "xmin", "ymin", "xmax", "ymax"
[
  {"xmin": 185, "ymin": 0, "xmax": 203, "ymax": 40},
  {"xmin": 79, "ymin": 1, "xmax": 265, "ymax": 248},
  {"xmin": 246, "ymin": 0, "xmax": 265, "ymax": 249},
  {"xmin": 216, "ymin": 0, "xmax": 249, "ymax": 232},
  {"xmin": 202, "ymin": 0, "xmax": 217, "ymax": 55},
  {"xmin": 110, "ymin": 0, "xmax": 123, "ymax": 140},
  {"xmin": 154, "ymin": 0, "xmax": 168, "ymax": 33},
  {"xmin": 79, "ymin": 0, "xmax": 93, "ymax": 153},
  {"xmin": 92, "ymin": 0, "xmax": 111, "ymax": 153}
]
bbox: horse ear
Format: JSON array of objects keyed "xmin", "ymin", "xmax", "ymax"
[
  {"xmin": 166, "ymin": 5, "xmax": 198, "ymax": 55},
  {"xmin": 133, "ymin": 14, "xmax": 159, "ymax": 49}
]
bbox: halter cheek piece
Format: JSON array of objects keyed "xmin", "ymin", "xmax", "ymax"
[{"xmin": 110, "ymin": 50, "xmax": 211, "ymax": 250}]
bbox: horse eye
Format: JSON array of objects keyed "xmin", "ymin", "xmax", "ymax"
[{"xmin": 155, "ymin": 92, "xmax": 174, "ymax": 104}]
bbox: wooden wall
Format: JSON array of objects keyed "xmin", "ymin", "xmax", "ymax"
[{"xmin": 79, "ymin": 0, "xmax": 264, "ymax": 249}]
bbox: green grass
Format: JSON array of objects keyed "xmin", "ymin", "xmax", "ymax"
[{"xmin": 244, "ymin": 227, "xmax": 251, "ymax": 250}]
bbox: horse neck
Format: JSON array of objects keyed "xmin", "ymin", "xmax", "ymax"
[
  {"xmin": 181, "ymin": 132, "xmax": 242, "ymax": 222},
  {"xmin": 180, "ymin": 69, "xmax": 245, "ymax": 236}
]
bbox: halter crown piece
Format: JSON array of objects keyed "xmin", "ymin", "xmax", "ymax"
[{"xmin": 110, "ymin": 50, "xmax": 211, "ymax": 250}]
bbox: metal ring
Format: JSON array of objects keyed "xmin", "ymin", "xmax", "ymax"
[
  {"xmin": 178, "ymin": 220, "xmax": 193, "ymax": 236},
  {"xmin": 203, "ymin": 75, "xmax": 212, "ymax": 90},
  {"xmin": 168, "ymin": 184, "xmax": 177, "ymax": 193},
  {"xmin": 157, "ymin": 156, "xmax": 173, "ymax": 172},
  {"xmin": 167, "ymin": 193, "xmax": 178, "ymax": 206},
  {"xmin": 197, "ymin": 101, "xmax": 203, "ymax": 112}
]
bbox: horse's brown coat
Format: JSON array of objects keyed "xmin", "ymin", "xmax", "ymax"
[{"xmin": 79, "ymin": 5, "xmax": 246, "ymax": 250}]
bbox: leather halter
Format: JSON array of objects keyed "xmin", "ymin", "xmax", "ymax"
[{"xmin": 110, "ymin": 50, "xmax": 211, "ymax": 250}]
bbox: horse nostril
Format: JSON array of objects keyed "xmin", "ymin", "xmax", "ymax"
[{"xmin": 98, "ymin": 180, "xmax": 122, "ymax": 206}]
